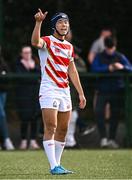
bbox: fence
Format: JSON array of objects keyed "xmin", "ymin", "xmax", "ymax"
[{"xmin": 0, "ymin": 72, "xmax": 132, "ymax": 147}]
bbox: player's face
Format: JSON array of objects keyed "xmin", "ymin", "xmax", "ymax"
[
  {"xmin": 55, "ymin": 18, "xmax": 69, "ymax": 36},
  {"xmin": 21, "ymin": 47, "xmax": 32, "ymax": 61}
]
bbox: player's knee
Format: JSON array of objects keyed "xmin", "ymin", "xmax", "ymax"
[
  {"xmin": 57, "ymin": 127, "xmax": 68, "ymax": 138},
  {"xmin": 45, "ymin": 125, "xmax": 57, "ymax": 135}
]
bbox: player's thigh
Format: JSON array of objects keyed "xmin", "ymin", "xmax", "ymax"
[
  {"xmin": 42, "ymin": 108, "xmax": 58, "ymax": 130},
  {"xmin": 40, "ymin": 96, "xmax": 60, "ymax": 129},
  {"xmin": 57, "ymin": 110, "xmax": 71, "ymax": 131}
]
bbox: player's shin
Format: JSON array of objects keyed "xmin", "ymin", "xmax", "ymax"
[
  {"xmin": 55, "ymin": 140, "xmax": 65, "ymax": 165},
  {"xmin": 43, "ymin": 140, "xmax": 58, "ymax": 169}
]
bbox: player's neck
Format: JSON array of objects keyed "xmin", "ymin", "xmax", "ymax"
[{"xmin": 53, "ymin": 32, "xmax": 65, "ymax": 41}]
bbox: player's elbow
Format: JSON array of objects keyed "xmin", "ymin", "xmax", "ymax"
[
  {"xmin": 31, "ymin": 37, "xmax": 40, "ymax": 47},
  {"xmin": 68, "ymin": 67, "xmax": 76, "ymax": 77},
  {"xmin": 31, "ymin": 40, "xmax": 39, "ymax": 47},
  {"xmin": 68, "ymin": 69, "xmax": 78, "ymax": 81}
]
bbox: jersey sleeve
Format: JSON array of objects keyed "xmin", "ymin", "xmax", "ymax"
[
  {"xmin": 70, "ymin": 46, "xmax": 75, "ymax": 62},
  {"xmin": 41, "ymin": 36, "xmax": 51, "ymax": 49}
]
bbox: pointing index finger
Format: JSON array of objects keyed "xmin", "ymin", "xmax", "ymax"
[{"xmin": 38, "ymin": 8, "xmax": 43, "ymax": 14}]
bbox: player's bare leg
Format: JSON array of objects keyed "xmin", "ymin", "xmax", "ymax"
[
  {"xmin": 42, "ymin": 109, "xmax": 73, "ymax": 174},
  {"xmin": 42, "ymin": 109, "xmax": 58, "ymax": 170},
  {"xmin": 42, "ymin": 109, "xmax": 57, "ymax": 140},
  {"xmin": 54, "ymin": 110, "xmax": 73, "ymax": 173},
  {"xmin": 55, "ymin": 111, "xmax": 71, "ymax": 141}
]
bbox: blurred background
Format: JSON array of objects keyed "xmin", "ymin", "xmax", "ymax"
[{"xmin": 0, "ymin": 0, "xmax": 132, "ymax": 150}]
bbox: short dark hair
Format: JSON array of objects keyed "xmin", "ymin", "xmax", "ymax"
[
  {"xmin": 21, "ymin": 45, "xmax": 31, "ymax": 51},
  {"xmin": 100, "ymin": 27, "xmax": 116, "ymax": 37},
  {"xmin": 101, "ymin": 27, "xmax": 111, "ymax": 32},
  {"xmin": 104, "ymin": 36, "xmax": 117, "ymax": 48},
  {"xmin": 20, "ymin": 45, "xmax": 32, "ymax": 55}
]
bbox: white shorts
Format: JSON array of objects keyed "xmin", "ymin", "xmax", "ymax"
[{"xmin": 39, "ymin": 96, "xmax": 72, "ymax": 112}]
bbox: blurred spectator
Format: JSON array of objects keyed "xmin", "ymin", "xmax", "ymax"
[
  {"xmin": 88, "ymin": 28, "xmax": 113, "ymax": 123},
  {"xmin": 0, "ymin": 45, "xmax": 15, "ymax": 150},
  {"xmin": 88, "ymin": 28, "xmax": 112, "ymax": 64},
  {"xmin": 16, "ymin": 46, "xmax": 40, "ymax": 150},
  {"xmin": 91, "ymin": 36, "xmax": 132, "ymax": 148}
]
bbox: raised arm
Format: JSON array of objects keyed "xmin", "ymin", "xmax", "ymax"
[
  {"xmin": 68, "ymin": 61, "xmax": 86, "ymax": 109},
  {"xmin": 31, "ymin": 9, "xmax": 48, "ymax": 48}
]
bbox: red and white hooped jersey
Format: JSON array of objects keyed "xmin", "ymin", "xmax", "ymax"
[{"xmin": 38, "ymin": 35, "xmax": 74, "ymax": 97}]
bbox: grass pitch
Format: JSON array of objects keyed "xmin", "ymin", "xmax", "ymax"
[{"xmin": 0, "ymin": 150, "xmax": 132, "ymax": 179}]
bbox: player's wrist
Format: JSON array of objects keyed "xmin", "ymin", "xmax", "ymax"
[
  {"xmin": 79, "ymin": 93, "xmax": 85, "ymax": 97},
  {"xmin": 35, "ymin": 21, "xmax": 43, "ymax": 25}
]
